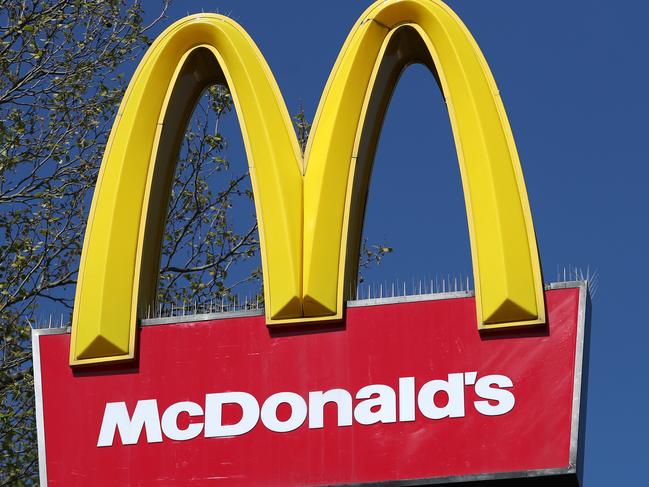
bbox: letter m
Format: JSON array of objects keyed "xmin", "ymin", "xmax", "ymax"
[{"xmin": 97, "ymin": 399, "xmax": 162, "ymax": 447}]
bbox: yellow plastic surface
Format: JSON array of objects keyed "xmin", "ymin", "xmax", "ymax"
[
  {"xmin": 70, "ymin": 0, "xmax": 545, "ymax": 366},
  {"xmin": 70, "ymin": 16, "xmax": 304, "ymax": 365},
  {"xmin": 303, "ymin": 0, "xmax": 545, "ymax": 330}
]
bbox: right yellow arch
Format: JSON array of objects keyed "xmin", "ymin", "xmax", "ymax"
[{"xmin": 303, "ymin": 0, "xmax": 545, "ymax": 329}]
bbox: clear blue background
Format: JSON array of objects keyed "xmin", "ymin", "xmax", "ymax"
[{"xmin": 141, "ymin": 1, "xmax": 649, "ymax": 484}]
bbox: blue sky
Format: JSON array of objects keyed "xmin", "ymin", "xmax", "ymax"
[{"xmin": 142, "ymin": 1, "xmax": 649, "ymax": 484}]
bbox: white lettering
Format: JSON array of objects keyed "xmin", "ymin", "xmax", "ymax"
[
  {"xmin": 97, "ymin": 400, "xmax": 162, "ymax": 447},
  {"xmin": 474, "ymin": 375, "xmax": 515, "ymax": 416},
  {"xmin": 417, "ymin": 373, "xmax": 465, "ymax": 419},
  {"xmin": 161, "ymin": 401, "xmax": 203, "ymax": 441},
  {"xmin": 261, "ymin": 392, "xmax": 307, "ymax": 432},
  {"xmin": 204, "ymin": 392, "xmax": 259, "ymax": 437},
  {"xmin": 464, "ymin": 371, "xmax": 477, "ymax": 386},
  {"xmin": 97, "ymin": 372, "xmax": 517, "ymax": 446},
  {"xmin": 308, "ymin": 389, "xmax": 353, "ymax": 428},
  {"xmin": 398, "ymin": 377, "xmax": 416, "ymax": 422},
  {"xmin": 354, "ymin": 384, "xmax": 397, "ymax": 425}
]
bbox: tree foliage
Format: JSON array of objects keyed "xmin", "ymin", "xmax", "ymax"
[
  {"xmin": 157, "ymin": 85, "xmax": 262, "ymax": 310},
  {"xmin": 0, "ymin": 1, "xmax": 167, "ymax": 483}
]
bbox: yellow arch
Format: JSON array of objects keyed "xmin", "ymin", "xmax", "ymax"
[
  {"xmin": 303, "ymin": 0, "xmax": 545, "ymax": 328},
  {"xmin": 70, "ymin": 0, "xmax": 544, "ymax": 366},
  {"xmin": 70, "ymin": 16, "xmax": 304, "ymax": 365}
]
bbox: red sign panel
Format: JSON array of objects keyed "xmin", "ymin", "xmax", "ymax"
[{"xmin": 34, "ymin": 284, "xmax": 587, "ymax": 486}]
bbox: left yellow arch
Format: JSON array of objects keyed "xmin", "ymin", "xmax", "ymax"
[
  {"xmin": 70, "ymin": 16, "xmax": 304, "ymax": 365},
  {"xmin": 71, "ymin": 0, "xmax": 545, "ymax": 366}
]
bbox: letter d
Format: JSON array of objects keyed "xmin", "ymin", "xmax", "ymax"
[
  {"xmin": 418, "ymin": 373, "xmax": 465, "ymax": 419},
  {"xmin": 204, "ymin": 392, "xmax": 260, "ymax": 437}
]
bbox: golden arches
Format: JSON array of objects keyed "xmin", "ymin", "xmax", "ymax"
[{"xmin": 70, "ymin": 0, "xmax": 544, "ymax": 366}]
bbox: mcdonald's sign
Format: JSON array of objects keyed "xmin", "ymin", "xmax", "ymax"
[{"xmin": 33, "ymin": 1, "xmax": 590, "ymax": 485}]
